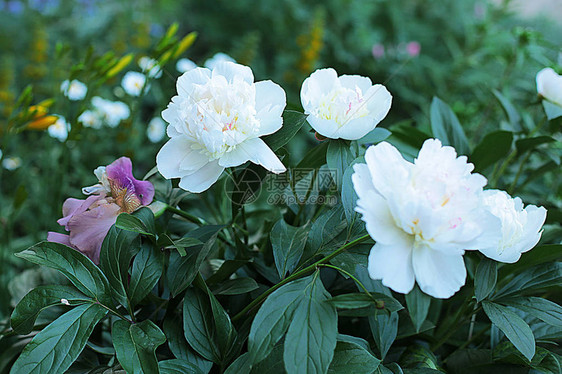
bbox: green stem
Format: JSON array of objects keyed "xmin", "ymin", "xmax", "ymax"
[
  {"xmin": 318, "ymin": 263, "xmax": 373, "ymax": 298},
  {"xmin": 94, "ymin": 301, "xmax": 133, "ymax": 324},
  {"xmin": 165, "ymin": 205, "xmax": 206, "ymax": 225},
  {"xmin": 508, "ymin": 151, "xmax": 531, "ymax": 195},
  {"xmin": 232, "ymin": 233, "xmax": 371, "ymax": 321},
  {"xmin": 490, "ymin": 148, "xmax": 517, "ymax": 188}
]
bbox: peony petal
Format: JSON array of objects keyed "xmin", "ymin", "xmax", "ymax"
[
  {"xmin": 334, "ymin": 116, "xmax": 377, "ymax": 140},
  {"xmin": 255, "ymin": 80, "xmax": 286, "ymax": 136},
  {"xmin": 516, "ymin": 205, "xmax": 547, "ymax": 256},
  {"xmin": 68, "ymin": 202, "xmax": 121, "ymax": 264},
  {"xmin": 364, "ymin": 84, "xmax": 392, "ymax": 124},
  {"xmin": 356, "ymin": 189, "xmax": 409, "ymax": 246},
  {"xmin": 178, "ymin": 160, "xmax": 225, "ymax": 193},
  {"xmin": 212, "ymin": 61, "xmax": 254, "ymax": 85},
  {"xmin": 412, "ymin": 246, "xmax": 466, "ymax": 299},
  {"xmin": 300, "ymin": 68, "xmax": 339, "ymax": 110},
  {"xmin": 156, "ymin": 136, "xmax": 198, "ymax": 179},
  {"xmin": 339, "ymin": 75, "xmax": 373, "ymax": 92},
  {"xmin": 220, "ymin": 137, "xmax": 286, "ymax": 173},
  {"xmin": 368, "ymin": 239, "xmax": 416, "ymax": 295},
  {"xmin": 351, "ymin": 163, "xmax": 375, "ymax": 200},
  {"xmin": 364, "ymin": 142, "xmax": 410, "ymax": 199},
  {"xmin": 177, "ymin": 68, "xmax": 211, "ymax": 97},
  {"xmin": 306, "ymin": 116, "xmax": 339, "ymax": 139}
]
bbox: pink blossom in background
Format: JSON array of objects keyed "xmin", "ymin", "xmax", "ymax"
[
  {"xmin": 372, "ymin": 43, "xmax": 385, "ymax": 59},
  {"xmin": 406, "ymin": 41, "xmax": 421, "ymax": 57},
  {"xmin": 48, "ymin": 157, "xmax": 154, "ymax": 264}
]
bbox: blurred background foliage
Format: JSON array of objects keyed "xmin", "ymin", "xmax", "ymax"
[{"xmin": 0, "ymin": 0, "xmax": 560, "ymax": 330}]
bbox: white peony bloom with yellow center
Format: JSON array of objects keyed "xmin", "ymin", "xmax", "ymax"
[
  {"xmin": 479, "ymin": 190, "xmax": 547, "ymax": 263},
  {"xmin": 353, "ymin": 139, "xmax": 501, "ymax": 298},
  {"xmin": 157, "ymin": 61, "xmax": 287, "ymax": 193},
  {"xmin": 301, "ymin": 68, "xmax": 392, "ymax": 140},
  {"xmin": 60, "ymin": 79, "xmax": 87, "ymax": 101},
  {"xmin": 122, "ymin": 71, "xmax": 148, "ymax": 96},
  {"xmin": 48, "ymin": 116, "xmax": 70, "ymax": 142}
]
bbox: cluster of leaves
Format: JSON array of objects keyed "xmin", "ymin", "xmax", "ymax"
[{"xmin": 1, "ymin": 95, "xmax": 561, "ymax": 373}]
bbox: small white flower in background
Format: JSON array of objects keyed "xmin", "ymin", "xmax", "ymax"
[
  {"xmin": 138, "ymin": 56, "xmax": 162, "ymax": 79},
  {"xmin": 60, "ymin": 79, "xmax": 87, "ymax": 101},
  {"xmin": 301, "ymin": 68, "xmax": 392, "ymax": 140},
  {"xmin": 91, "ymin": 97, "xmax": 130, "ymax": 127},
  {"xmin": 204, "ymin": 52, "xmax": 236, "ymax": 70},
  {"xmin": 122, "ymin": 71, "xmax": 149, "ymax": 96},
  {"xmin": 479, "ymin": 190, "xmax": 547, "ymax": 263},
  {"xmin": 352, "ymin": 139, "xmax": 501, "ymax": 299},
  {"xmin": 2, "ymin": 156, "xmax": 22, "ymax": 170},
  {"xmin": 536, "ymin": 67, "xmax": 562, "ymax": 119},
  {"xmin": 176, "ymin": 58, "xmax": 197, "ymax": 73},
  {"xmin": 147, "ymin": 117, "xmax": 166, "ymax": 143},
  {"xmin": 78, "ymin": 110, "xmax": 102, "ymax": 129},
  {"xmin": 157, "ymin": 61, "xmax": 286, "ymax": 193},
  {"xmin": 48, "ymin": 116, "xmax": 70, "ymax": 142}
]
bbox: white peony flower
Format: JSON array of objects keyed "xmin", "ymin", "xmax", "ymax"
[
  {"xmin": 60, "ymin": 79, "xmax": 87, "ymax": 101},
  {"xmin": 139, "ymin": 56, "xmax": 163, "ymax": 79},
  {"xmin": 176, "ymin": 58, "xmax": 198, "ymax": 73},
  {"xmin": 479, "ymin": 190, "xmax": 547, "ymax": 263},
  {"xmin": 48, "ymin": 116, "xmax": 70, "ymax": 142},
  {"xmin": 536, "ymin": 68, "xmax": 562, "ymax": 119},
  {"xmin": 2, "ymin": 156, "xmax": 22, "ymax": 170},
  {"xmin": 204, "ymin": 52, "xmax": 236, "ymax": 70},
  {"xmin": 147, "ymin": 117, "xmax": 166, "ymax": 143},
  {"xmin": 352, "ymin": 139, "xmax": 500, "ymax": 299},
  {"xmin": 157, "ymin": 61, "xmax": 287, "ymax": 193},
  {"xmin": 78, "ymin": 110, "xmax": 102, "ymax": 129},
  {"xmin": 301, "ymin": 68, "xmax": 392, "ymax": 140},
  {"xmin": 91, "ymin": 97, "xmax": 130, "ymax": 127},
  {"xmin": 122, "ymin": 71, "xmax": 149, "ymax": 96}
]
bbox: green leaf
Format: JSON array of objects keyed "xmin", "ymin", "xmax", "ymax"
[
  {"xmin": 474, "ymin": 258, "xmax": 497, "ymax": 302},
  {"xmin": 206, "ymin": 283, "xmax": 237, "ymax": 362},
  {"xmin": 492, "ymin": 89, "xmax": 521, "ymax": 131},
  {"xmin": 183, "ymin": 287, "xmax": 220, "ymax": 363},
  {"xmin": 369, "ymin": 313, "xmax": 398, "ymax": 360},
  {"xmin": 112, "ymin": 319, "xmax": 166, "ymax": 374},
  {"xmin": 495, "ymin": 263, "xmax": 562, "ymax": 299},
  {"xmin": 295, "ymin": 142, "xmax": 329, "ymax": 177},
  {"xmin": 327, "ymin": 139, "xmax": 353, "ymax": 189},
  {"xmin": 400, "ymin": 344, "xmax": 441, "ymax": 370},
  {"xmin": 129, "ymin": 243, "xmax": 164, "ymax": 306},
  {"xmin": 542, "ymin": 100, "xmax": 562, "ymax": 120},
  {"xmin": 157, "ymin": 234, "xmax": 203, "ymax": 256},
  {"xmin": 430, "ymin": 97, "xmax": 470, "ymax": 155},
  {"xmin": 306, "ymin": 205, "xmax": 347, "ymax": 257},
  {"xmin": 357, "ymin": 128, "xmax": 392, "ymax": 146},
  {"xmin": 158, "ymin": 359, "xmax": 204, "ymax": 374},
  {"xmin": 271, "ymin": 219, "xmax": 309, "ymax": 278},
  {"xmin": 405, "ymin": 285, "xmax": 431, "ymax": 333},
  {"xmin": 167, "ymin": 226, "xmax": 223, "ymax": 296},
  {"xmin": 15, "ymin": 242, "xmax": 111, "ymax": 303},
  {"xmin": 482, "ymin": 301, "xmax": 535, "ymax": 361},
  {"xmin": 501, "ymin": 245, "xmax": 562, "ymax": 274},
  {"xmin": 224, "ymin": 353, "xmax": 251, "ymax": 374},
  {"xmin": 10, "ymin": 303, "xmax": 107, "ymax": 374},
  {"xmin": 284, "ymin": 273, "xmax": 338, "ymax": 374},
  {"xmin": 248, "ymin": 276, "xmax": 313, "ymax": 364},
  {"xmin": 99, "ymin": 226, "xmax": 141, "ymax": 306},
  {"xmin": 115, "ymin": 207, "xmax": 156, "ymax": 236},
  {"xmin": 500, "ymin": 297, "xmax": 562, "ymax": 328},
  {"xmin": 212, "ymin": 277, "xmax": 259, "ymax": 295},
  {"xmin": 470, "ymin": 131, "xmax": 513, "ymax": 172},
  {"xmin": 206, "ymin": 259, "xmax": 251, "ymax": 285},
  {"xmin": 328, "ymin": 340, "xmax": 381, "ymax": 373},
  {"xmin": 516, "ymin": 136, "xmax": 556, "ymax": 154},
  {"xmin": 263, "ymin": 110, "xmax": 308, "ymax": 151},
  {"xmin": 328, "ymin": 292, "xmax": 403, "ymax": 313},
  {"xmin": 11, "ymin": 285, "xmax": 89, "ymax": 334}
]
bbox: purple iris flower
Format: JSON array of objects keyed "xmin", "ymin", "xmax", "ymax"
[{"xmin": 48, "ymin": 157, "xmax": 154, "ymax": 264}]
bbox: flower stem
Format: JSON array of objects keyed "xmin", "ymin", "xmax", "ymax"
[{"xmin": 232, "ymin": 233, "xmax": 371, "ymax": 322}]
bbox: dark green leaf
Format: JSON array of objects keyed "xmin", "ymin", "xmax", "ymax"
[
  {"xmin": 328, "ymin": 292, "xmax": 403, "ymax": 313},
  {"xmin": 263, "ymin": 110, "xmax": 308, "ymax": 151},
  {"xmin": 327, "ymin": 139, "xmax": 353, "ymax": 189},
  {"xmin": 11, "ymin": 285, "xmax": 89, "ymax": 334},
  {"xmin": 475, "ymin": 258, "xmax": 497, "ymax": 302},
  {"xmin": 357, "ymin": 128, "xmax": 392, "ymax": 146},
  {"xmin": 224, "ymin": 353, "xmax": 251, "ymax": 374},
  {"xmin": 405, "ymin": 285, "xmax": 431, "ymax": 333},
  {"xmin": 271, "ymin": 219, "xmax": 309, "ymax": 278},
  {"xmin": 369, "ymin": 312, "xmax": 398, "ymax": 360},
  {"xmin": 400, "ymin": 344, "xmax": 441, "ymax": 370},
  {"xmin": 15, "ymin": 242, "xmax": 111, "ymax": 303},
  {"xmin": 295, "ymin": 142, "xmax": 329, "ymax": 176},
  {"xmin": 206, "ymin": 259, "xmax": 251, "ymax": 285},
  {"xmin": 99, "ymin": 226, "xmax": 141, "ymax": 306},
  {"xmin": 516, "ymin": 136, "xmax": 556, "ymax": 154},
  {"xmin": 482, "ymin": 301, "xmax": 535, "ymax": 361},
  {"xmin": 328, "ymin": 340, "xmax": 381, "ymax": 373},
  {"xmin": 471, "ymin": 131, "xmax": 513, "ymax": 172},
  {"xmin": 501, "ymin": 245, "xmax": 562, "ymax": 274},
  {"xmin": 10, "ymin": 303, "xmax": 107, "ymax": 374},
  {"xmin": 212, "ymin": 278, "xmax": 259, "ymax": 295},
  {"xmin": 430, "ymin": 97, "xmax": 470, "ymax": 155},
  {"xmin": 183, "ymin": 287, "xmax": 220, "ymax": 363},
  {"xmin": 206, "ymin": 283, "xmax": 237, "ymax": 361},
  {"xmin": 163, "ymin": 315, "xmax": 213, "ymax": 372},
  {"xmin": 492, "ymin": 90, "xmax": 521, "ymax": 131},
  {"xmin": 500, "ymin": 297, "xmax": 562, "ymax": 328},
  {"xmin": 158, "ymin": 234, "xmax": 202, "ymax": 257},
  {"xmin": 284, "ymin": 273, "xmax": 338, "ymax": 374},
  {"xmin": 306, "ymin": 205, "xmax": 347, "ymax": 257},
  {"xmin": 542, "ymin": 101, "xmax": 562, "ymax": 120},
  {"xmin": 115, "ymin": 207, "xmax": 156, "ymax": 237},
  {"xmin": 112, "ymin": 319, "xmax": 166, "ymax": 374},
  {"xmin": 248, "ymin": 276, "xmax": 313, "ymax": 364},
  {"xmin": 495, "ymin": 263, "xmax": 562, "ymax": 299},
  {"xmin": 158, "ymin": 359, "xmax": 204, "ymax": 374},
  {"xmin": 129, "ymin": 243, "xmax": 164, "ymax": 306}
]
